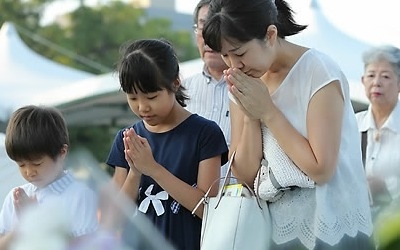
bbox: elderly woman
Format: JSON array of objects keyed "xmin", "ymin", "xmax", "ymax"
[{"xmin": 356, "ymin": 45, "xmax": 400, "ymax": 221}]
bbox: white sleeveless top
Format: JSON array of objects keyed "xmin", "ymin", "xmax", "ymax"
[
  {"xmin": 267, "ymin": 49, "xmax": 372, "ymax": 249},
  {"xmin": 231, "ymin": 49, "xmax": 373, "ymax": 249}
]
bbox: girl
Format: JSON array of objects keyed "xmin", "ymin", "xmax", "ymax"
[{"xmin": 106, "ymin": 39, "xmax": 228, "ymax": 250}]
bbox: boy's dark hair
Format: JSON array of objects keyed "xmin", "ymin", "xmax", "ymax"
[
  {"xmin": 203, "ymin": 0, "xmax": 307, "ymax": 52},
  {"xmin": 117, "ymin": 39, "xmax": 189, "ymax": 107},
  {"xmin": 5, "ymin": 105, "xmax": 69, "ymax": 161}
]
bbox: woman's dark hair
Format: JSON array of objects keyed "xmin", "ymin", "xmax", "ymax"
[
  {"xmin": 203, "ymin": 0, "xmax": 307, "ymax": 52},
  {"xmin": 117, "ymin": 39, "xmax": 188, "ymax": 107},
  {"xmin": 5, "ymin": 105, "xmax": 69, "ymax": 161}
]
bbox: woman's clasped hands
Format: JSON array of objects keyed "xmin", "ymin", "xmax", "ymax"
[{"xmin": 224, "ymin": 68, "xmax": 275, "ymax": 121}]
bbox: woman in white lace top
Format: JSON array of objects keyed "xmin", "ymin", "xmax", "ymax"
[{"xmin": 202, "ymin": 0, "xmax": 374, "ymax": 249}]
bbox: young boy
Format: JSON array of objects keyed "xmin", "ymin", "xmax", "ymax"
[{"xmin": 0, "ymin": 105, "xmax": 99, "ymax": 249}]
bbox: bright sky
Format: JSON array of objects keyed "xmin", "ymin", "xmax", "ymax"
[
  {"xmin": 43, "ymin": 0, "xmax": 398, "ymax": 47},
  {"xmin": 176, "ymin": 0, "xmax": 399, "ymax": 47}
]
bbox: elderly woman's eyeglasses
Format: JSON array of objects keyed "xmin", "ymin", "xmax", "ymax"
[{"xmin": 192, "ymin": 24, "xmax": 203, "ymax": 35}]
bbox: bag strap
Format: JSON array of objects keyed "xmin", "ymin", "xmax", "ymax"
[
  {"xmin": 192, "ymin": 152, "xmax": 236, "ymax": 215},
  {"xmin": 361, "ymin": 131, "xmax": 367, "ymax": 168},
  {"xmin": 219, "ymin": 151, "xmax": 237, "ymax": 189},
  {"xmin": 192, "ymin": 151, "xmax": 264, "ymax": 215},
  {"xmin": 261, "ymin": 159, "xmax": 280, "ymax": 189},
  {"xmin": 360, "ymin": 131, "xmax": 374, "ymax": 206}
]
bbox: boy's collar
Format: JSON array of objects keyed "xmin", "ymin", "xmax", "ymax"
[{"xmin": 34, "ymin": 170, "xmax": 74, "ymax": 195}]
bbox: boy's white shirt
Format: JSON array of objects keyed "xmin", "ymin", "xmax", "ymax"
[{"xmin": 0, "ymin": 171, "xmax": 98, "ymax": 237}]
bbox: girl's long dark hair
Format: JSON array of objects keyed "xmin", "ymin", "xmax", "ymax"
[{"xmin": 117, "ymin": 39, "xmax": 188, "ymax": 107}]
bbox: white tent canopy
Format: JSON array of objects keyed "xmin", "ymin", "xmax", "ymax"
[
  {"xmin": 0, "ymin": 22, "xmax": 94, "ymax": 121},
  {"xmin": 54, "ymin": 58, "xmax": 204, "ymax": 127},
  {"xmin": 39, "ymin": 58, "xmax": 204, "ymax": 108}
]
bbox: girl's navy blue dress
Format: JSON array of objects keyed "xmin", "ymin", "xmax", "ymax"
[{"xmin": 107, "ymin": 114, "xmax": 228, "ymax": 250}]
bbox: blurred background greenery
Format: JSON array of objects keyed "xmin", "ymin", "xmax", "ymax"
[
  {"xmin": 0, "ymin": 0, "xmax": 198, "ymax": 75},
  {"xmin": 0, "ymin": 0, "xmax": 199, "ymax": 175}
]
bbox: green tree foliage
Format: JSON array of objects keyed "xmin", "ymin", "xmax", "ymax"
[
  {"xmin": 68, "ymin": 125, "xmax": 114, "ymax": 167},
  {"xmin": 140, "ymin": 18, "xmax": 198, "ymax": 60},
  {"xmin": 1, "ymin": 0, "xmax": 198, "ymax": 74},
  {"xmin": 0, "ymin": 0, "xmax": 56, "ymax": 56},
  {"xmin": 69, "ymin": 2, "xmax": 197, "ymax": 73},
  {"xmin": 0, "ymin": 0, "xmax": 53, "ymax": 30},
  {"xmin": 64, "ymin": 2, "xmax": 148, "ymax": 73}
]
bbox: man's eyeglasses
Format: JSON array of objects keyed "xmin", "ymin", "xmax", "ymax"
[{"xmin": 192, "ymin": 24, "xmax": 203, "ymax": 35}]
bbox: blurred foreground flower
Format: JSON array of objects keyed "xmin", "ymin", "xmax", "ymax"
[
  {"xmin": 375, "ymin": 201, "xmax": 400, "ymax": 250},
  {"xmin": 10, "ymin": 200, "xmax": 70, "ymax": 250}
]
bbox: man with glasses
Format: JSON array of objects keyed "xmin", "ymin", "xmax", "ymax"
[{"xmin": 183, "ymin": 0, "xmax": 231, "ymax": 186}]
